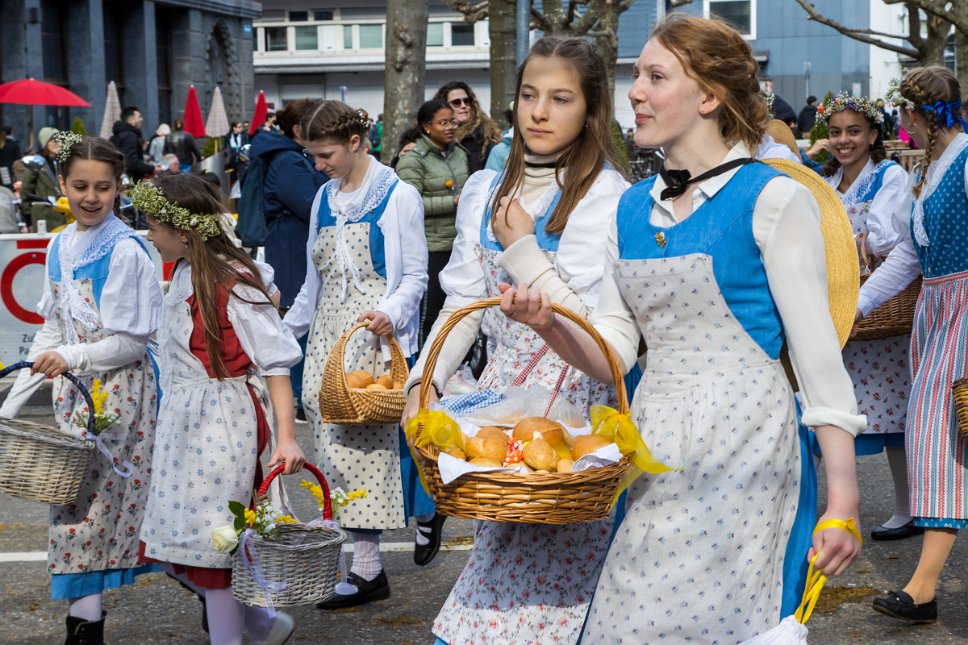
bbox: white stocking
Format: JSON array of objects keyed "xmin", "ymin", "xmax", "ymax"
[
  {"xmin": 882, "ymin": 446, "xmax": 913, "ymax": 528},
  {"xmin": 348, "ymin": 531, "xmax": 382, "ymax": 581},
  {"xmin": 68, "ymin": 593, "xmax": 103, "ymax": 621},
  {"xmin": 243, "ymin": 605, "xmax": 275, "ymax": 642},
  {"xmin": 204, "ymin": 587, "xmax": 244, "ymax": 645}
]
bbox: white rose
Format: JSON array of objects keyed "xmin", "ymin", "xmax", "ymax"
[{"xmin": 211, "ymin": 525, "xmax": 239, "ymax": 553}]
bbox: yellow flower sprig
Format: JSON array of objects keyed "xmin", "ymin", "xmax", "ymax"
[
  {"xmin": 301, "ymin": 480, "xmax": 367, "ymax": 516},
  {"xmin": 72, "ymin": 378, "xmax": 120, "ymax": 436}
]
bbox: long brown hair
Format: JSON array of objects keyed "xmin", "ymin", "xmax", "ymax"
[
  {"xmin": 650, "ymin": 13, "xmax": 768, "ymax": 153},
  {"xmin": 61, "ymin": 136, "xmax": 126, "ymax": 214},
  {"xmin": 153, "ymin": 174, "xmax": 274, "ymax": 379},
  {"xmin": 492, "ymin": 36, "xmax": 619, "ymax": 236},
  {"xmin": 899, "ymin": 66, "xmax": 963, "ymax": 197},
  {"xmin": 433, "ymin": 81, "xmax": 502, "ymax": 150}
]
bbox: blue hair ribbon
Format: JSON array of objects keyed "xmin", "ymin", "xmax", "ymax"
[{"xmin": 920, "ymin": 100, "xmax": 968, "ymax": 132}]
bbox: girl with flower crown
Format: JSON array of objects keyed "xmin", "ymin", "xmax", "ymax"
[
  {"xmin": 283, "ymin": 100, "xmax": 428, "ymax": 609},
  {"xmin": 0, "ymin": 134, "xmax": 163, "ymax": 645},
  {"xmin": 817, "ymin": 93, "xmax": 916, "ymax": 541},
  {"xmin": 861, "ymin": 66, "xmax": 968, "ymax": 625},
  {"xmin": 136, "ymin": 173, "xmax": 305, "ymax": 645}
]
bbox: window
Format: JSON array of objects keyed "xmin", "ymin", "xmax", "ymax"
[
  {"xmin": 359, "ymin": 24, "xmax": 383, "ymax": 49},
  {"xmin": 451, "ymin": 23, "xmax": 475, "ymax": 47},
  {"xmin": 295, "ymin": 26, "xmax": 317, "ymax": 50},
  {"xmin": 427, "ymin": 23, "xmax": 444, "ymax": 47},
  {"xmin": 343, "ymin": 25, "xmax": 354, "ymax": 49},
  {"xmin": 289, "ymin": 11, "xmax": 308, "ymax": 22},
  {"xmin": 314, "ymin": 10, "xmax": 334, "ymax": 21},
  {"xmin": 266, "ymin": 26, "xmax": 288, "ymax": 51},
  {"xmin": 706, "ymin": 0, "xmax": 754, "ymax": 37}
]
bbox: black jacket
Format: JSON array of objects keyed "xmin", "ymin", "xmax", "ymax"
[
  {"xmin": 164, "ymin": 130, "xmax": 202, "ymax": 166},
  {"xmin": 111, "ymin": 121, "xmax": 155, "ymax": 179}
]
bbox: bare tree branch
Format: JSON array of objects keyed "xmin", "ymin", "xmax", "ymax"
[
  {"xmin": 450, "ymin": 1, "xmax": 489, "ymax": 23},
  {"xmin": 890, "ymin": 0, "xmax": 968, "ymax": 33},
  {"xmin": 794, "ymin": 0, "xmax": 920, "ymax": 57}
]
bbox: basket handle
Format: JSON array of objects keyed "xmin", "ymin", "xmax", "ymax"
[
  {"xmin": 416, "ymin": 296, "xmax": 629, "ymax": 418},
  {"xmin": 258, "ymin": 462, "xmax": 334, "ymax": 521},
  {"xmin": 323, "ymin": 321, "xmax": 410, "ymax": 401},
  {"xmin": 0, "ymin": 361, "xmax": 95, "ymax": 435}
]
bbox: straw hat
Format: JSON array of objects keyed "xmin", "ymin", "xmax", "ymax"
[
  {"xmin": 765, "ymin": 119, "xmax": 801, "ymax": 160},
  {"xmin": 764, "ymin": 158, "xmax": 858, "ymax": 348}
]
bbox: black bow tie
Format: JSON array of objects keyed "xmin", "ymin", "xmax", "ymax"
[{"xmin": 659, "ymin": 158, "xmax": 756, "ymax": 201}]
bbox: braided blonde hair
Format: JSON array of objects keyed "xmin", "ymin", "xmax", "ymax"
[{"xmin": 899, "ymin": 66, "xmax": 963, "ymax": 197}]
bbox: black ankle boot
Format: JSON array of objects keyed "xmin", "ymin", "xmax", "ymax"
[{"xmin": 65, "ymin": 611, "xmax": 105, "ymax": 645}]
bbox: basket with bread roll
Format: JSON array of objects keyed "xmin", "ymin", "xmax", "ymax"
[
  {"xmin": 319, "ymin": 321, "xmax": 409, "ymax": 424},
  {"xmin": 404, "ymin": 297, "xmax": 673, "ymax": 525}
]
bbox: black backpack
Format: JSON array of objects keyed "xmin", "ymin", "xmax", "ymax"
[{"xmin": 235, "ymin": 153, "xmax": 273, "ymax": 247}]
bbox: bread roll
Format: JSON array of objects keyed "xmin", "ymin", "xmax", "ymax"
[
  {"xmin": 556, "ymin": 458, "xmax": 575, "ymax": 473},
  {"xmin": 522, "ymin": 439, "xmax": 557, "ymax": 471},
  {"xmin": 365, "ymin": 383, "xmax": 387, "ymax": 390},
  {"xmin": 469, "ymin": 457, "xmax": 503, "ymax": 468},
  {"xmin": 476, "ymin": 426, "xmax": 508, "ymax": 442},
  {"xmin": 464, "ymin": 436, "xmax": 487, "ymax": 459},
  {"xmin": 480, "ymin": 436, "xmax": 508, "ymax": 463},
  {"xmin": 375, "ymin": 374, "xmax": 393, "ymax": 389},
  {"xmin": 346, "ymin": 370, "xmax": 374, "ymax": 388},
  {"xmin": 571, "ymin": 434, "xmax": 610, "ymax": 460},
  {"xmin": 444, "ymin": 448, "xmax": 466, "ymax": 460},
  {"xmin": 512, "ymin": 417, "xmax": 569, "ymax": 447}
]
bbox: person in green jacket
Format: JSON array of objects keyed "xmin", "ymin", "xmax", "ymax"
[
  {"xmin": 395, "ymin": 99, "xmax": 470, "ymax": 344},
  {"xmin": 20, "ymin": 127, "xmax": 65, "ymax": 231}
]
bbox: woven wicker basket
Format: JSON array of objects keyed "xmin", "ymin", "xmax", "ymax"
[
  {"xmin": 414, "ymin": 297, "xmax": 633, "ymax": 524},
  {"xmin": 232, "ymin": 462, "xmax": 346, "ymax": 608},
  {"xmin": 853, "ymin": 275, "xmax": 922, "ymax": 341},
  {"xmin": 319, "ymin": 321, "xmax": 409, "ymax": 424},
  {"xmin": 954, "ymin": 379, "xmax": 968, "ymax": 440},
  {"xmin": 0, "ymin": 361, "xmax": 95, "ymax": 505}
]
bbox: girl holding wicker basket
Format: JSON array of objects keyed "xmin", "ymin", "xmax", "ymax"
[
  {"xmin": 401, "ymin": 36, "xmax": 631, "ymax": 645},
  {"xmin": 861, "ymin": 67, "xmax": 968, "ymax": 625},
  {"xmin": 502, "ymin": 15, "xmax": 866, "ymax": 642},
  {"xmin": 0, "ymin": 134, "xmax": 163, "ymax": 644},
  {"xmin": 136, "ymin": 173, "xmax": 305, "ymax": 645},
  {"xmin": 283, "ymin": 100, "xmax": 429, "ymax": 609},
  {"xmin": 818, "ymin": 94, "xmax": 918, "ymax": 541}
]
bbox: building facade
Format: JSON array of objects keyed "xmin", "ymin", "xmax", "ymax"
[{"xmin": 0, "ymin": 0, "xmax": 259, "ymax": 149}]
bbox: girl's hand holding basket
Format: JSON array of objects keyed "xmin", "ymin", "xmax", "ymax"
[
  {"xmin": 357, "ymin": 309, "xmax": 394, "ymax": 337},
  {"xmin": 267, "ymin": 437, "xmax": 305, "ymax": 476}
]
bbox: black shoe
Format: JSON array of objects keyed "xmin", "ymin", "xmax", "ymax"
[
  {"xmin": 65, "ymin": 611, "xmax": 105, "ymax": 645},
  {"xmin": 871, "ymin": 520, "xmax": 924, "ymax": 541},
  {"xmin": 413, "ymin": 513, "xmax": 446, "ymax": 566},
  {"xmin": 295, "ymin": 407, "xmax": 307, "ymax": 422},
  {"xmin": 317, "ymin": 571, "xmax": 390, "ymax": 609},
  {"xmin": 872, "ymin": 590, "xmax": 938, "ymax": 624}
]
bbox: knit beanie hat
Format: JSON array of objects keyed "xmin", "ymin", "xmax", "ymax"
[{"xmin": 38, "ymin": 127, "xmax": 58, "ymax": 148}]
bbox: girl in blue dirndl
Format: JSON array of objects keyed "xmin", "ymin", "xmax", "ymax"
[{"xmin": 502, "ymin": 15, "xmax": 865, "ymax": 641}]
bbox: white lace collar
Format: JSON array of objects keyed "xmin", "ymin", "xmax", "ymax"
[{"xmin": 912, "ymin": 132, "xmax": 968, "ymax": 246}]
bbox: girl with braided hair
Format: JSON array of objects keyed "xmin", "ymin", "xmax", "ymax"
[
  {"xmin": 284, "ymin": 100, "xmax": 428, "ymax": 608},
  {"xmin": 861, "ymin": 66, "xmax": 968, "ymax": 624}
]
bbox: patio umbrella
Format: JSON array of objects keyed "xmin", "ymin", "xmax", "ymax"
[
  {"xmin": 98, "ymin": 81, "xmax": 121, "ymax": 139},
  {"xmin": 249, "ymin": 91, "xmax": 267, "ymax": 137},
  {"xmin": 0, "ymin": 78, "xmax": 91, "ymax": 149},
  {"xmin": 182, "ymin": 85, "xmax": 206, "ymax": 138},
  {"xmin": 205, "ymin": 86, "xmax": 229, "ymax": 153}
]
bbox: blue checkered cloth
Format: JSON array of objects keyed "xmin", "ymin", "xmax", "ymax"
[{"xmin": 440, "ymin": 390, "xmax": 505, "ymax": 417}]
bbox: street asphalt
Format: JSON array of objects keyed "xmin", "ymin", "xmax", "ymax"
[{"xmin": 0, "ymin": 392, "xmax": 965, "ymax": 644}]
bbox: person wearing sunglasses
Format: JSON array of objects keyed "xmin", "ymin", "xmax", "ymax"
[{"xmin": 434, "ymin": 81, "xmax": 503, "ymax": 173}]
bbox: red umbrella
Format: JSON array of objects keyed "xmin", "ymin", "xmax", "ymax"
[
  {"xmin": 249, "ymin": 91, "xmax": 268, "ymax": 136},
  {"xmin": 0, "ymin": 78, "xmax": 91, "ymax": 107},
  {"xmin": 182, "ymin": 85, "xmax": 206, "ymax": 138}
]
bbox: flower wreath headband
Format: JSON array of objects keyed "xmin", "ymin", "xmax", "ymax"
[
  {"xmin": 129, "ymin": 181, "xmax": 223, "ymax": 241},
  {"xmin": 886, "ymin": 77, "xmax": 968, "ymax": 133},
  {"xmin": 52, "ymin": 130, "xmax": 84, "ymax": 164},
  {"xmin": 815, "ymin": 92, "xmax": 883, "ymax": 126}
]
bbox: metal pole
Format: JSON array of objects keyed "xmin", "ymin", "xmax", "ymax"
[{"xmin": 516, "ymin": 0, "xmax": 529, "ymax": 66}]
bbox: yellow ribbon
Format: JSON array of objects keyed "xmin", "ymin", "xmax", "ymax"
[
  {"xmin": 403, "ymin": 408, "xmax": 466, "ymax": 497},
  {"xmin": 794, "ymin": 517, "xmax": 863, "ymax": 625},
  {"xmin": 590, "ymin": 405, "xmax": 675, "ymax": 476}
]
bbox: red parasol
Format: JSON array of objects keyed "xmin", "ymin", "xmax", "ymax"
[
  {"xmin": 182, "ymin": 85, "xmax": 206, "ymax": 138},
  {"xmin": 249, "ymin": 91, "xmax": 268, "ymax": 136},
  {"xmin": 0, "ymin": 78, "xmax": 91, "ymax": 107}
]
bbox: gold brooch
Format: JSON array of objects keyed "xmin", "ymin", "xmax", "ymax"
[{"xmin": 655, "ymin": 231, "xmax": 667, "ymax": 247}]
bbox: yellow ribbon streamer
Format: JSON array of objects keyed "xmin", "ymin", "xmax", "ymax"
[
  {"xmin": 402, "ymin": 408, "xmax": 466, "ymax": 497},
  {"xmin": 794, "ymin": 517, "xmax": 863, "ymax": 625},
  {"xmin": 590, "ymin": 405, "xmax": 675, "ymax": 476}
]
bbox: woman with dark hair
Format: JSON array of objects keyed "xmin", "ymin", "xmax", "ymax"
[
  {"xmin": 818, "ymin": 94, "xmax": 914, "ymax": 541},
  {"xmin": 395, "ymin": 99, "xmax": 470, "ymax": 347},
  {"xmin": 249, "ymin": 99, "xmax": 328, "ymax": 418},
  {"xmin": 433, "ymin": 81, "xmax": 502, "ymax": 172}
]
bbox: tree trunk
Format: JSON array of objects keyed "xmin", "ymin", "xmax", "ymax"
[
  {"xmin": 488, "ymin": 0, "xmax": 518, "ymax": 128},
  {"xmin": 591, "ymin": 0, "xmax": 621, "ymax": 101},
  {"xmin": 383, "ymin": 0, "xmax": 428, "ymax": 162}
]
